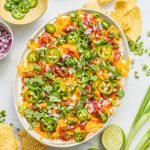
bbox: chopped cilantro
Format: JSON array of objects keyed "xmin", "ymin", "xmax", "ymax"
[
  {"xmin": 131, "ymin": 59, "xmax": 136, "ymax": 65},
  {"xmin": 134, "ymin": 71, "xmax": 140, "ymax": 79},
  {"xmin": 142, "ymin": 64, "xmax": 148, "ymax": 71},
  {"xmin": 33, "ymin": 65, "xmax": 41, "ymax": 72},
  {"xmin": 147, "ymin": 30, "xmax": 150, "ymax": 37},
  {"xmin": 128, "ymin": 40, "xmax": 145, "ymax": 56},
  {"xmin": 146, "ymin": 69, "xmax": 150, "ymax": 76},
  {"xmin": 44, "ymin": 70, "xmax": 54, "ymax": 80}
]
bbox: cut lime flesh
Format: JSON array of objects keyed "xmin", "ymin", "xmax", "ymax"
[{"xmin": 102, "ymin": 124, "xmax": 125, "ymax": 150}]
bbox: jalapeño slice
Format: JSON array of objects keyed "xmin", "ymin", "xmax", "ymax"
[
  {"xmin": 76, "ymin": 109, "xmax": 89, "ymax": 122},
  {"xmin": 66, "ymin": 31, "xmax": 79, "ymax": 44},
  {"xmin": 27, "ymin": 51, "xmax": 40, "ymax": 63},
  {"xmin": 74, "ymin": 131, "xmax": 86, "ymax": 142},
  {"xmin": 41, "ymin": 117, "xmax": 57, "ymax": 132},
  {"xmin": 12, "ymin": 8, "xmax": 25, "ymax": 20},
  {"xmin": 4, "ymin": 2, "xmax": 16, "ymax": 11},
  {"xmin": 45, "ymin": 24, "xmax": 56, "ymax": 34},
  {"xmin": 28, "ymin": 0, "xmax": 38, "ymax": 8},
  {"xmin": 98, "ymin": 80, "xmax": 114, "ymax": 95},
  {"xmin": 98, "ymin": 45, "xmax": 112, "ymax": 59},
  {"xmin": 83, "ymin": 50, "xmax": 92, "ymax": 60},
  {"xmin": 45, "ymin": 48, "xmax": 60, "ymax": 64},
  {"xmin": 24, "ymin": 90, "xmax": 39, "ymax": 103},
  {"xmin": 76, "ymin": 70, "xmax": 90, "ymax": 84},
  {"xmin": 18, "ymin": 0, "xmax": 30, "ymax": 13}
]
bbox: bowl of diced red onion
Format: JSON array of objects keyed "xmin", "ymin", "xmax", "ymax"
[{"xmin": 0, "ymin": 20, "xmax": 13, "ymax": 60}]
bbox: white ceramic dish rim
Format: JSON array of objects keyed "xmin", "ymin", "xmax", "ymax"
[
  {"xmin": 0, "ymin": 20, "xmax": 14, "ymax": 60},
  {"xmin": 13, "ymin": 9, "xmax": 130, "ymax": 148}
]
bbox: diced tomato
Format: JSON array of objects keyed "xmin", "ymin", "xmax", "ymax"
[
  {"xmin": 85, "ymin": 85, "xmax": 92, "ymax": 94},
  {"xmin": 40, "ymin": 65, "xmax": 46, "ymax": 75},
  {"xmin": 38, "ymin": 32, "xmax": 51, "ymax": 47},
  {"xmin": 59, "ymin": 128, "xmax": 68, "ymax": 141},
  {"xmin": 62, "ymin": 101, "xmax": 69, "ymax": 106}
]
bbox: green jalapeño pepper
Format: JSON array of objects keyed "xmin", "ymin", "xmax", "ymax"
[
  {"xmin": 83, "ymin": 50, "xmax": 92, "ymax": 60},
  {"xmin": 24, "ymin": 90, "xmax": 39, "ymax": 103},
  {"xmin": 12, "ymin": 8, "xmax": 25, "ymax": 20},
  {"xmin": 18, "ymin": 0, "xmax": 30, "ymax": 13},
  {"xmin": 41, "ymin": 117, "xmax": 57, "ymax": 132},
  {"xmin": 27, "ymin": 51, "xmax": 40, "ymax": 63},
  {"xmin": 45, "ymin": 48, "xmax": 60, "ymax": 64},
  {"xmin": 98, "ymin": 80, "xmax": 114, "ymax": 95},
  {"xmin": 66, "ymin": 31, "xmax": 79, "ymax": 44},
  {"xmin": 4, "ymin": 1, "xmax": 16, "ymax": 11},
  {"xmin": 28, "ymin": 0, "xmax": 38, "ymax": 8},
  {"xmin": 101, "ymin": 20, "xmax": 110, "ymax": 29},
  {"xmin": 76, "ymin": 109, "xmax": 89, "ymax": 122},
  {"xmin": 99, "ymin": 112, "xmax": 108, "ymax": 123},
  {"xmin": 98, "ymin": 45, "xmax": 112, "ymax": 59},
  {"xmin": 74, "ymin": 131, "xmax": 86, "ymax": 142},
  {"xmin": 45, "ymin": 24, "xmax": 56, "ymax": 34},
  {"xmin": 76, "ymin": 70, "xmax": 90, "ymax": 84}
]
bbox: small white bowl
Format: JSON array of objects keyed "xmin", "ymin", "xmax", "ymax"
[{"xmin": 0, "ymin": 20, "xmax": 13, "ymax": 60}]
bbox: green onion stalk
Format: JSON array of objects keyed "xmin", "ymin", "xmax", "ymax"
[
  {"xmin": 124, "ymin": 86, "xmax": 150, "ymax": 150},
  {"xmin": 135, "ymin": 129, "xmax": 150, "ymax": 150}
]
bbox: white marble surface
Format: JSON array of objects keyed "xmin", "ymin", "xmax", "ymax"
[{"xmin": 0, "ymin": 0, "xmax": 150, "ymax": 150}]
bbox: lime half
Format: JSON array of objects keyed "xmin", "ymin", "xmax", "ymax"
[{"xmin": 102, "ymin": 124, "xmax": 125, "ymax": 150}]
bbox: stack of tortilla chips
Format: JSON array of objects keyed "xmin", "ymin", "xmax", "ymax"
[{"xmin": 83, "ymin": 0, "xmax": 142, "ymax": 41}]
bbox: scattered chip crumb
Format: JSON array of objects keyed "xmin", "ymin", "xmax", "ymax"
[
  {"xmin": 0, "ymin": 123, "xmax": 19, "ymax": 150},
  {"xmin": 18, "ymin": 130, "xmax": 46, "ymax": 150}
]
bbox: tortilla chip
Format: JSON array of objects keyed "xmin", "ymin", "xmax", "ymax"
[
  {"xmin": 123, "ymin": 7, "xmax": 142, "ymax": 41},
  {"xmin": 98, "ymin": 0, "xmax": 112, "ymax": 5},
  {"xmin": 18, "ymin": 130, "xmax": 46, "ymax": 150},
  {"xmin": 0, "ymin": 123, "xmax": 19, "ymax": 150},
  {"xmin": 115, "ymin": 0, "xmax": 137, "ymax": 16},
  {"xmin": 110, "ymin": 7, "xmax": 141, "ymax": 41},
  {"xmin": 110, "ymin": 11, "xmax": 131, "ymax": 31},
  {"xmin": 110, "ymin": 11, "xmax": 122, "ymax": 27},
  {"xmin": 83, "ymin": 0, "xmax": 107, "ymax": 13}
]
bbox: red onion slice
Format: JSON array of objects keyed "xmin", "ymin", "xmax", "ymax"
[{"xmin": 0, "ymin": 25, "xmax": 12, "ymax": 59}]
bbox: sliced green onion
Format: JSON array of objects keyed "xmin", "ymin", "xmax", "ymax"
[
  {"xmin": 147, "ymin": 30, "xmax": 150, "ymax": 37},
  {"xmin": 146, "ymin": 69, "xmax": 150, "ymax": 76},
  {"xmin": 142, "ymin": 64, "xmax": 148, "ymax": 71},
  {"xmin": 134, "ymin": 71, "xmax": 139, "ymax": 79},
  {"xmin": 131, "ymin": 59, "xmax": 135, "ymax": 65}
]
